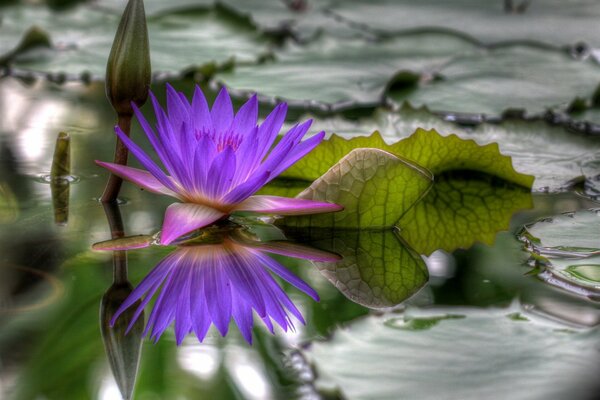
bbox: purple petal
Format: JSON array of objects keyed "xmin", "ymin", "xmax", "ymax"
[
  {"xmin": 192, "ymin": 85, "xmax": 213, "ymax": 134},
  {"xmin": 232, "ymin": 94, "xmax": 258, "ymax": 136},
  {"xmin": 253, "ymin": 103, "xmax": 288, "ymax": 166},
  {"xmin": 205, "ymin": 259, "xmax": 232, "ymax": 336},
  {"xmin": 110, "ymin": 254, "xmax": 176, "ymax": 327},
  {"xmin": 231, "ymin": 293, "xmax": 254, "ymax": 344},
  {"xmin": 234, "ymin": 195, "xmax": 343, "ymax": 215},
  {"xmin": 160, "ymin": 203, "xmax": 225, "ymax": 245},
  {"xmin": 191, "ymin": 262, "xmax": 212, "ymax": 342},
  {"xmin": 221, "ymin": 171, "xmax": 270, "ymax": 205},
  {"xmin": 223, "ymin": 248, "xmax": 267, "ymax": 317},
  {"xmin": 267, "ymin": 131, "xmax": 325, "ymax": 181},
  {"xmin": 252, "ymin": 250, "xmax": 320, "ymax": 301},
  {"xmin": 95, "ymin": 161, "xmax": 179, "ymax": 198},
  {"xmin": 205, "ymin": 147, "xmax": 236, "ymax": 199},
  {"xmin": 113, "ymin": 126, "xmax": 181, "ymax": 193},
  {"xmin": 249, "ymin": 241, "xmax": 341, "ymax": 263},
  {"xmin": 166, "ymin": 83, "xmax": 189, "ymax": 133},
  {"xmin": 211, "ymin": 87, "xmax": 233, "ymax": 135}
]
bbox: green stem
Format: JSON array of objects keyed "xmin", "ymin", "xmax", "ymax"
[{"xmin": 101, "ymin": 113, "xmax": 132, "ymax": 203}]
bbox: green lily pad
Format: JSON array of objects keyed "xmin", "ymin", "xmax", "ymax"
[
  {"xmin": 284, "ymin": 128, "xmax": 533, "ymax": 188},
  {"xmin": 286, "ymin": 105, "xmax": 600, "ymax": 192},
  {"xmin": 520, "ymin": 209, "xmax": 600, "ymax": 257},
  {"xmin": 328, "ymin": 0, "xmax": 600, "ymax": 48},
  {"xmin": 216, "ymin": 32, "xmax": 475, "ymax": 106},
  {"xmin": 389, "ymin": 45, "xmax": 600, "ymax": 116},
  {"xmin": 538, "ymin": 256, "xmax": 600, "ymax": 297},
  {"xmin": 281, "ymin": 148, "xmax": 433, "ymax": 229},
  {"xmin": 398, "ymin": 173, "xmax": 533, "ymax": 255},
  {"xmin": 519, "ymin": 209, "xmax": 600, "ymax": 297},
  {"xmin": 284, "ymin": 228, "xmax": 428, "ymax": 308},
  {"xmin": 0, "ymin": 4, "xmax": 269, "ymax": 79},
  {"xmin": 305, "ymin": 307, "xmax": 600, "ymax": 400}
]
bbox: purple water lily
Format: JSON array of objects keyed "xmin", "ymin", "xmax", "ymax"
[
  {"xmin": 96, "ymin": 85, "xmax": 342, "ymax": 245},
  {"xmin": 108, "ymin": 236, "xmax": 338, "ymax": 344}
]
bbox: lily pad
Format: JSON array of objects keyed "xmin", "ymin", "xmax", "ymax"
[
  {"xmin": 286, "ymin": 105, "xmax": 600, "ymax": 192},
  {"xmin": 284, "ymin": 228, "xmax": 428, "ymax": 308},
  {"xmin": 389, "ymin": 45, "xmax": 600, "ymax": 116},
  {"xmin": 216, "ymin": 32, "xmax": 475, "ymax": 106},
  {"xmin": 281, "ymin": 148, "xmax": 433, "ymax": 229},
  {"xmin": 305, "ymin": 307, "xmax": 600, "ymax": 400},
  {"xmin": 520, "ymin": 209, "xmax": 600, "ymax": 257},
  {"xmin": 283, "ymin": 129, "xmax": 534, "ymax": 188},
  {"xmin": 0, "ymin": 4, "xmax": 270, "ymax": 79},
  {"xmin": 397, "ymin": 173, "xmax": 533, "ymax": 255},
  {"xmin": 328, "ymin": 0, "xmax": 600, "ymax": 48}
]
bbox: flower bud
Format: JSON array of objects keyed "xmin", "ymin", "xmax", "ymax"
[{"xmin": 106, "ymin": 0, "xmax": 151, "ymax": 116}]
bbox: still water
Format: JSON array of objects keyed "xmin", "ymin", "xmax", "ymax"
[{"xmin": 0, "ymin": 76, "xmax": 598, "ymax": 399}]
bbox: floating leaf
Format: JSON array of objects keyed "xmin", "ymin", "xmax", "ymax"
[
  {"xmin": 519, "ymin": 209, "xmax": 600, "ymax": 298},
  {"xmin": 305, "ymin": 308, "xmax": 600, "ymax": 400},
  {"xmin": 284, "ymin": 228, "xmax": 428, "ymax": 308},
  {"xmin": 286, "ymin": 105, "xmax": 600, "ymax": 192},
  {"xmin": 389, "ymin": 45, "xmax": 600, "ymax": 116},
  {"xmin": 398, "ymin": 173, "xmax": 533, "ymax": 255},
  {"xmin": 283, "ymin": 129, "xmax": 533, "ymax": 189},
  {"xmin": 328, "ymin": 0, "xmax": 600, "ymax": 48},
  {"xmin": 281, "ymin": 148, "xmax": 432, "ymax": 229},
  {"xmin": 520, "ymin": 209, "xmax": 600, "ymax": 257},
  {"xmin": 216, "ymin": 32, "xmax": 475, "ymax": 106},
  {"xmin": 0, "ymin": 4, "xmax": 269, "ymax": 79}
]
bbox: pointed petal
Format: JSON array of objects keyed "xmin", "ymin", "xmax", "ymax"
[
  {"xmin": 192, "ymin": 85, "xmax": 213, "ymax": 134},
  {"xmin": 268, "ymin": 131, "xmax": 325, "ymax": 181},
  {"xmin": 160, "ymin": 203, "xmax": 225, "ymax": 245},
  {"xmin": 250, "ymin": 241, "xmax": 341, "ymax": 263},
  {"xmin": 221, "ymin": 171, "xmax": 270, "ymax": 205},
  {"xmin": 113, "ymin": 126, "xmax": 181, "ymax": 193},
  {"xmin": 254, "ymin": 103, "xmax": 287, "ymax": 164},
  {"xmin": 206, "ymin": 259, "xmax": 232, "ymax": 336},
  {"xmin": 231, "ymin": 293, "xmax": 254, "ymax": 344},
  {"xmin": 95, "ymin": 161, "xmax": 179, "ymax": 198},
  {"xmin": 252, "ymin": 251, "xmax": 320, "ymax": 301},
  {"xmin": 211, "ymin": 87, "xmax": 233, "ymax": 135},
  {"xmin": 232, "ymin": 94, "xmax": 258, "ymax": 136},
  {"xmin": 234, "ymin": 195, "xmax": 343, "ymax": 215},
  {"xmin": 206, "ymin": 147, "xmax": 236, "ymax": 199}
]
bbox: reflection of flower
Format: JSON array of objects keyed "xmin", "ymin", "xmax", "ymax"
[
  {"xmin": 111, "ymin": 237, "xmax": 335, "ymax": 344},
  {"xmin": 96, "ymin": 85, "xmax": 341, "ymax": 244}
]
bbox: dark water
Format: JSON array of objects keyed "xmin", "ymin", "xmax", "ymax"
[{"xmin": 0, "ymin": 76, "xmax": 599, "ymax": 400}]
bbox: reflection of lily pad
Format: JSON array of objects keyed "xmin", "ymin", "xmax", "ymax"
[
  {"xmin": 282, "ymin": 148, "xmax": 432, "ymax": 229},
  {"xmin": 0, "ymin": 4, "xmax": 269, "ymax": 78},
  {"xmin": 305, "ymin": 308, "xmax": 600, "ymax": 400},
  {"xmin": 216, "ymin": 32, "xmax": 475, "ymax": 106},
  {"xmin": 397, "ymin": 173, "xmax": 533, "ymax": 255},
  {"xmin": 389, "ymin": 45, "xmax": 600, "ymax": 116},
  {"xmin": 285, "ymin": 228, "xmax": 428, "ymax": 309}
]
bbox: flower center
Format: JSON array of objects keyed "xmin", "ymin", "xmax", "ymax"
[{"xmin": 197, "ymin": 129, "xmax": 242, "ymax": 152}]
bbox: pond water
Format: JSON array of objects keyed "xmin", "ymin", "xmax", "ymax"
[{"xmin": 0, "ymin": 76, "xmax": 599, "ymax": 400}]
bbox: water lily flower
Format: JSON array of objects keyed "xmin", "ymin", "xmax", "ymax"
[
  {"xmin": 96, "ymin": 85, "xmax": 342, "ymax": 244},
  {"xmin": 106, "ymin": 233, "xmax": 338, "ymax": 344}
]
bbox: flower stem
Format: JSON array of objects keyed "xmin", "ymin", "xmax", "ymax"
[{"xmin": 101, "ymin": 113, "xmax": 132, "ymax": 203}]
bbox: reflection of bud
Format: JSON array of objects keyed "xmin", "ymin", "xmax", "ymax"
[
  {"xmin": 100, "ymin": 283, "xmax": 144, "ymax": 400},
  {"xmin": 106, "ymin": 0, "xmax": 151, "ymax": 116}
]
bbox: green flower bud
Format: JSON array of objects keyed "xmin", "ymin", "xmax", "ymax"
[{"xmin": 106, "ymin": 0, "xmax": 151, "ymax": 116}]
